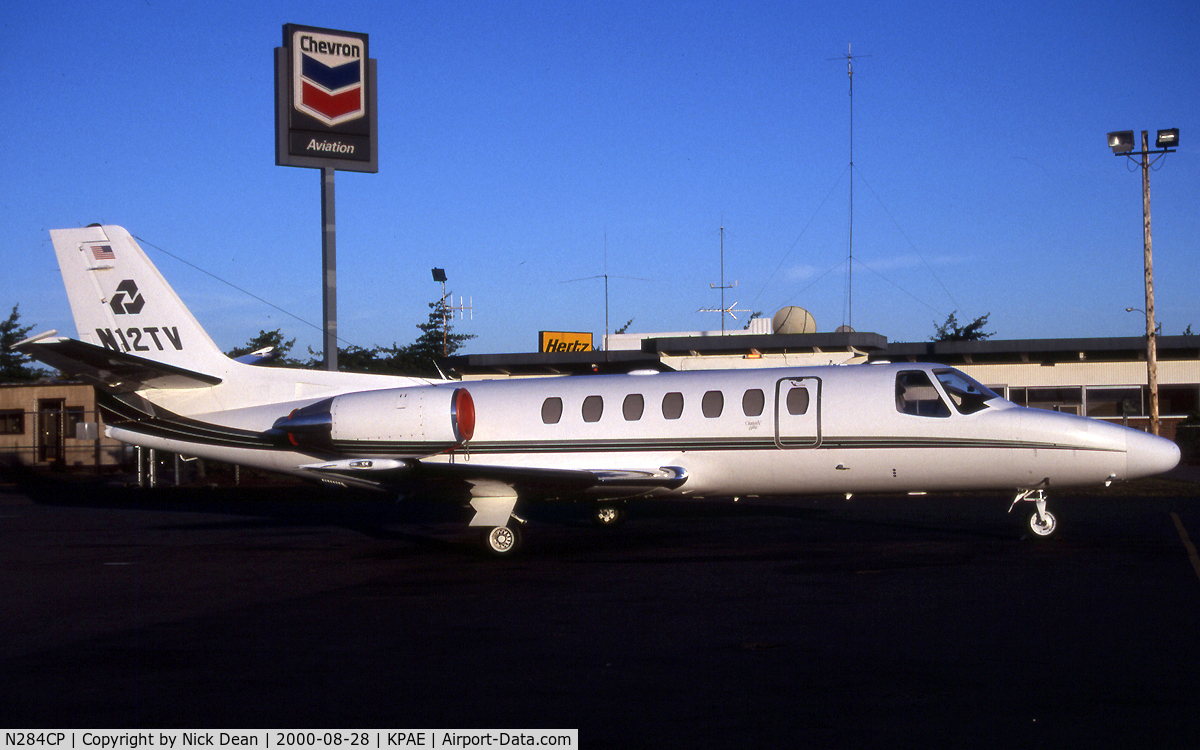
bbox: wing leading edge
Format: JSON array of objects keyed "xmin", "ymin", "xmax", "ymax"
[{"xmin": 298, "ymin": 457, "xmax": 688, "ymax": 498}]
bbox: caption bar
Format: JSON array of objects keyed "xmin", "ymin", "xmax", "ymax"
[{"xmin": 2, "ymin": 732, "xmax": 576, "ymax": 749}]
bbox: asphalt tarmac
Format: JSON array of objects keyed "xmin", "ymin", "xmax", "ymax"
[{"xmin": 2, "ymin": 469, "xmax": 1200, "ymax": 748}]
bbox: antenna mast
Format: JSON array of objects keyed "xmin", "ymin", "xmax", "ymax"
[
  {"xmin": 707, "ymin": 226, "xmax": 738, "ymax": 333},
  {"xmin": 435, "ymin": 276, "xmax": 473, "ymax": 358},
  {"xmin": 848, "ymin": 43, "xmax": 854, "ymax": 330},
  {"xmin": 699, "ymin": 226, "xmax": 750, "ymax": 328},
  {"xmin": 830, "ymin": 42, "xmax": 869, "ymax": 330}
]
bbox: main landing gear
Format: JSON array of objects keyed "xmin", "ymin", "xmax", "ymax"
[
  {"xmin": 1009, "ymin": 489, "xmax": 1057, "ymax": 539},
  {"xmin": 480, "ymin": 503, "xmax": 629, "ymax": 556},
  {"xmin": 593, "ymin": 502, "xmax": 628, "ymax": 528},
  {"xmin": 482, "ymin": 516, "xmax": 525, "ymax": 556}
]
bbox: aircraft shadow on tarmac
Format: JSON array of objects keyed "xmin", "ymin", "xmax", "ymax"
[{"xmin": 3, "ymin": 455, "xmax": 1067, "ymax": 560}]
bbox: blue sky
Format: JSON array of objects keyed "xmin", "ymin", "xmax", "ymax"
[{"xmin": 3, "ymin": 0, "xmax": 1197, "ymax": 357}]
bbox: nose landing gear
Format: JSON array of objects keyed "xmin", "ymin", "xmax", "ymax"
[{"xmin": 1009, "ymin": 489, "xmax": 1057, "ymax": 539}]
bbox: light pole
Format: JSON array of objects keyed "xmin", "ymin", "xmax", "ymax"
[
  {"xmin": 431, "ymin": 267, "xmax": 449, "ymax": 357},
  {"xmin": 1107, "ymin": 128, "xmax": 1178, "ymax": 435}
]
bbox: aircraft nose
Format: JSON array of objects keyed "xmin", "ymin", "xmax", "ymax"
[{"xmin": 1126, "ymin": 429, "xmax": 1181, "ymax": 479}]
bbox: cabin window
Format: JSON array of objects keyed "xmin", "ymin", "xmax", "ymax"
[
  {"xmin": 0, "ymin": 410, "xmax": 24, "ymax": 435},
  {"xmin": 702, "ymin": 390, "xmax": 724, "ymax": 418},
  {"xmin": 896, "ymin": 371, "xmax": 951, "ymax": 418},
  {"xmin": 623, "ymin": 394, "xmax": 645, "ymax": 421},
  {"xmin": 582, "ymin": 395, "xmax": 604, "ymax": 423},
  {"xmin": 742, "ymin": 389, "xmax": 765, "ymax": 417},
  {"xmin": 934, "ymin": 369, "xmax": 997, "ymax": 415},
  {"xmin": 662, "ymin": 392, "xmax": 684, "ymax": 420},
  {"xmin": 786, "ymin": 386, "xmax": 810, "ymax": 415},
  {"xmin": 541, "ymin": 397, "xmax": 563, "ymax": 424}
]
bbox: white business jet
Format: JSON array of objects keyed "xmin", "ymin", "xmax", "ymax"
[{"xmin": 15, "ymin": 226, "xmax": 1180, "ymax": 554}]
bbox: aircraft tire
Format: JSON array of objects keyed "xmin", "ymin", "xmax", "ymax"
[
  {"xmin": 593, "ymin": 504, "xmax": 628, "ymax": 528},
  {"xmin": 1025, "ymin": 509, "xmax": 1058, "ymax": 540},
  {"xmin": 483, "ymin": 523, "xmax": 523, "ymax": 556}
]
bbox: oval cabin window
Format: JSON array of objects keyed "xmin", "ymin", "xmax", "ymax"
[
  {"xmin": 582, "ymin": 395, "xmax": 604, "ymax": 423},
  {"xmin": 541, "ymin": 397, "xmax": 563, "ymax": 424},
  {"xmin": 787, "ymin": 387, "xmax": 810, "ymax": 416},
  {"xmin": 702, "ymin": 390, "xmax": 724, "ymax": 418},
  {"xmin": 623, "ymin": 394, "xmax": 645, "ymax": 421},
  {"xmin": 662, "ymin": 392, "xmax": 684, "ymax": 420},
  {"xmin": 742, "ymin": 389, "xmax": 765, "ymax": 417}
]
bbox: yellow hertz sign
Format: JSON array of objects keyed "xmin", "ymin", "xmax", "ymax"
[{"xmin": 539, "ymin": 331, "xmax": 594, "ymax": 353}]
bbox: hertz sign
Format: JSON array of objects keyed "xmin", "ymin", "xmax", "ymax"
[
  {"xmin": 540, "ymin": 331, "xmax": 594, "ymax": 353},
  {"xmin": 276, "ymin": 23, "xmax": 378, "ymax": 173}
]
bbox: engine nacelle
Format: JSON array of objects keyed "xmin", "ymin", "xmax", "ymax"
[{"xmin": 271, "ymin": 386, "xmax": 475, "ymax": 457}]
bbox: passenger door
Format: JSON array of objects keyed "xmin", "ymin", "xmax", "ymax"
[
  {"xmin": 37, "ymin": 399, "xmax": 64, "ymax": 464},
  {"xmin": 775, "ymin": 377, "xmax": 821, "ymax": 448}
]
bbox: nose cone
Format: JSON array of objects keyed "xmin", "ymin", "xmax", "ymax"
[{"xmin": 1126, "ymin": 429, "xmax": 1181, "ymax": 479}]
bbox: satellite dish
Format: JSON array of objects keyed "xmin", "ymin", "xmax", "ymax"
[
  {"xmin": 772, "ymin": 306, "xmax": 817, "ymax": 334},
  {"xmin": 835, "ymin": 325, "xmax": 855, "ymax": 333}
]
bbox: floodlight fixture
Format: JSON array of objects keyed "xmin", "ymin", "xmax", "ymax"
[
  {"xmin": 1108, "ymin": 130, "xmax": 1135, "ymax": 154},
  {"xmin": 1156, "ymin": 128, "xmax": 1179, "ymax": 150},
  {"xmin": 431, "ymin": 268, "xmax": 447, "ymax": 283}
]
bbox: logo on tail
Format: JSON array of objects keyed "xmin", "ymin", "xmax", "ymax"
[{"xmin": 109, "ymin": 280, "xmax": 145, "ymax": 315}]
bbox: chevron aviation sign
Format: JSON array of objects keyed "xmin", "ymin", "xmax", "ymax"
[
  {"xmin": 276, "ymin": 24, "xmax": 377, "ymax": 172},
  {"xmin": 294, "ymin": 30, "xmax": 364, "ymax": 126}
]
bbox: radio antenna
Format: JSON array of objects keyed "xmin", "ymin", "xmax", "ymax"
[
  {"xmin": 828, "ymin": 43, "xmax": 870, "ymax": 330},
  {"xmin": 699, "ymin": 226, "xmax": 744, "ymax": 332}
]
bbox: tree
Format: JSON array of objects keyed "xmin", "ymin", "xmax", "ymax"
[
  {"xmin": 0, "ymin": 304, "xmax": 45, "ymax": 381},
  {"xmin": 226, "ymin": 328, "xmax": 297, "ymax": 366},
  {"xmin": 932, "ymin": 311, "xmax": 994, "ymax": 342},
  {"xmin": 401, "ymin": 298, "xmax": 476, "ymax": 376},
  {"xmin": 292, "ymin": 298, "xmax": 477, "ymax": 378},
  {"xmin": 307, "ymin": 344, "xmax": 397, "ymax": 374}
]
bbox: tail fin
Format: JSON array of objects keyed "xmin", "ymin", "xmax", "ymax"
[{"xmin": 50, "ymin": 225, "xmax": 230, "ymax": 375}]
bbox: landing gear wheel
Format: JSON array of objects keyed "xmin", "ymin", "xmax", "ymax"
[
  {"xmin": 1027, "ymin": 509, "xmax": 1058, "ymax": 539},
  {"xmin": 1010, "ymin": 489, "xmax": 1058, "ymax": 541},
  {"xmin": 483, "ymin": 523, "xmax": 523, "ymax": 555},
  {"xmin": 593, "ymin": 504, "xmax": 627, "ymax": 528}
]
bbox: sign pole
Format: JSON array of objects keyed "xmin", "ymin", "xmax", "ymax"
[
  {"xmin": 321, "ymin": 166, "xmax": 337, "ymax": 371},
  {"xmin": 276, "ymin": 24, "xmax": 376, "ymax": 374}
]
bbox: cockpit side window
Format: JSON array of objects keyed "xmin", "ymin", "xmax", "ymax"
[
  {"xmin": 934, "ymin": 368, "xmax": 999, "ymax": 415},
  {"xmin": 896, "ymin": 371, "xmax": 952, "ymax": 418}
]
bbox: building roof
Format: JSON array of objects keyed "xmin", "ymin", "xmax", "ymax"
[
  {"xmin": 444, "ymin": 349, "xmax": 671, "ymax": 377},
  {"xmin": 444, "ymin": 332, "xmax": 1200, "ymax": 378},
  {"xmin": 878, "ymin": 335, "xmax": 1200, "ymax": 366},
  {"xmin": 444, "ymin": 331, "xmax": 888, "ymax": 377}
]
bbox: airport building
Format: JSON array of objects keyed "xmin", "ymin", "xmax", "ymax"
[
  {"xmin": 0, "ymin": 381, "xmax": 125, "ymax": 469},
  {"xmin": 4, "ymin": 325, "xmax": 1198, "ymax": 472}
]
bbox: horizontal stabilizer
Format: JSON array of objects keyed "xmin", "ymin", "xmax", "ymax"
[
  {"xmin": 14, "ymin": 334, "xmax": 222, "ymax": 391},
  {"xmin": 233, "ymin": 346, "xmax": 280, "ymax": 366}
]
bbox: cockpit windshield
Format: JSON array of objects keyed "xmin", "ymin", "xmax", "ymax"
[{"xmin": 934, "ymin": 368, "xmax": 1000, "ymax": 415}]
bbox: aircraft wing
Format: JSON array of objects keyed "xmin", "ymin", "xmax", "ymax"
[
  {"xmin": 298, "ymin": 457, "xmax": 688, "ymax": 499},
  {"xmin": 14, "ymin": 333, "xmax": 222, "ymax": 391}
]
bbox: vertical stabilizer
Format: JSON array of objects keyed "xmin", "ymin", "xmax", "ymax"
[{"xmin": 50, "ymin": 225, "xmax": 229, "ymax": 375}]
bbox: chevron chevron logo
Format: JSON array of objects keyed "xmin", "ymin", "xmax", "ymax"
[{"xmin": 293, "ymin": 30, "xmax": 365, "ymax": 127}]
